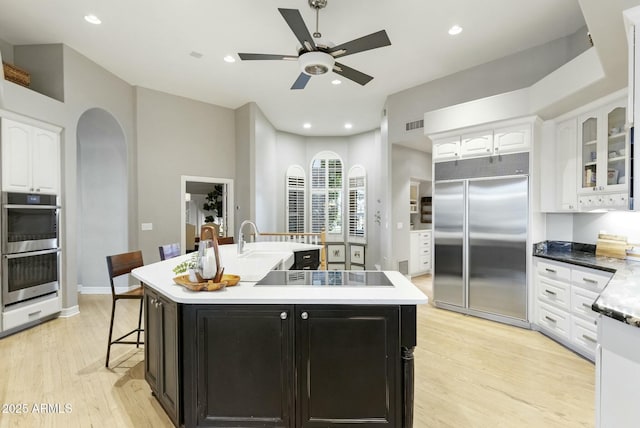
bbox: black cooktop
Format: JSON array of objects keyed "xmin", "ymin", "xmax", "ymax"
[{"xmin": 255, "ymin": 270, "xmax": 394, "ymax": 287}]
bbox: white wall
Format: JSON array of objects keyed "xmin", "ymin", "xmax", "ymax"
[
  {"xmin": 274, "ymin": 132, "xmax": 306, "ymax": 232},
  {"xmin": 545, "ymin": 211, "xmax": 640, "ymax": 244},
  {"xmin": 254, "ymin": 105, "xmax": 278, "ymax": 232}
]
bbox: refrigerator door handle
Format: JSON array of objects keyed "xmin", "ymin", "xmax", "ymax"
[{"xmin": 463, "ymin": 180, "xmax": 469, "ymax": 309}]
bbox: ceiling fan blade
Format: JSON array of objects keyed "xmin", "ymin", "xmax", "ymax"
[
  {"xmin": 333, "ymin": 62, "xmax": 373, "ymax": 86},
  {"xmin": 279, "ymin": 8, "xmax": 316, "ymax": 51},
  {"xmin": 238, "ymin": 53, "xmax": 298, "ymax": 61},
  {"xmin": 291, "ymin": 73, "xmax": 311, "ymax": 90},
  {"xmin": 329, "ymin": 30, "xmax": 391, "ymax": 58}
]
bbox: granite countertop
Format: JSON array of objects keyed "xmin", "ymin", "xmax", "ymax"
[{"xmin": 534, "ymin": 241, "xmax": 640, "ymax": 328}]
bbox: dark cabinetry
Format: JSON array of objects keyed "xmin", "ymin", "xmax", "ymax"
[
  {"xmin": 144, "ymin": 286, "xmax": 180, "ymax": 426},
  {"xmin": 291, "ymin": 249, "xmax": 320, "ymax": 270},
  {"xmin": 180, "ymin": 304, "xmax": 410, "ymax": 428}
]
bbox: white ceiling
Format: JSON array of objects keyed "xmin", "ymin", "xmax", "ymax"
[{"xmin": 0, "ymin": 0, "xmax": 586, "ymax": 137}]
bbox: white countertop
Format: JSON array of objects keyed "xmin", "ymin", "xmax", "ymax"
[{"xmin": 132, "ymin": 242, "xmax": 428, "ymax": 305}]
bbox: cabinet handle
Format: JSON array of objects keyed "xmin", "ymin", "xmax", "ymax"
[
  {"xmin": 544, "ymin": 315, "xmax": 557, "ymax": 323},
  {"xmin": 280, "ymin": 312, "xmax": 288, "ymax": 320},
  {"xmin": 582, "ymin": 277, "xmax": 598, "ymax": 284},
  {"xmin": 582, "ymin": 303, "xmax": 593, "ymax": 310},
  {"xmin": 545, "ymin": 268, "xmax": 556, "ymax": 273},
  {"xmin": 303, "ymin": 255, "xmax": 311, "ymax": 259},
  {"xmin": 36, "ymin": 188, "xmax": 40, "ymax": 192},
  {"xmin": 582, "ymin": 334, "xmax": 597, "ymax": 344},
  {"xmin": 454, "ymin": 153, "xmax": 458, "ymax": 156},
  {"xmin": 486, "ymin": 148, "xmax": 490, "ymax": 152},
  {"xmin": 301, "ymin": 312, "xmax": 309, "ymax": 320},
  {"xmin": 544, "ymin": 289, "xmax": 557, "ymax": 296}
]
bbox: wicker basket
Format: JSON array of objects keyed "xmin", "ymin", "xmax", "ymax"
[{"xmin": 2, "ymin": 62, "xmax": 30, "ymax": 87}]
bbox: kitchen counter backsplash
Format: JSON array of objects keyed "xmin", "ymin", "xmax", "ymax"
[{"xmin": 534, "ymin": 240, "xmax": 640, "ymax": 328}]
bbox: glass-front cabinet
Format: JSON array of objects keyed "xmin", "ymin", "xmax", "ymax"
[{"xmin": 578, "ymin": 99, "xmax": 628, "ymax": 194}]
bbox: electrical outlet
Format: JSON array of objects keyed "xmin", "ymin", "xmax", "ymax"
[{"xmin": 141, "ymin": 223, "xmax": 153, "ymax": 231}]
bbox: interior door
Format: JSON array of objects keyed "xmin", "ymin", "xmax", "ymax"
[{"xmin": 433, "ymin": 181, "xmax": 465, "ymax": 307}]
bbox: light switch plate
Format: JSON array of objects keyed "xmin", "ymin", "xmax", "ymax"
[
  {"xmin": 141, "ymin": 223, "xmax": 153, "ymax": 231},
  {"xmin": 396, "ymin": 222, "xmax": 403, "ymax": 229}
]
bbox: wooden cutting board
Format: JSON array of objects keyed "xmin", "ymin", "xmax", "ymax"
[{"xmin": 595, "ymin": 233, "xmax": 628, "ymax": 259}]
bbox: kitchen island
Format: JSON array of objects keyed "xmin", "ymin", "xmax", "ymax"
[{"xmin": 132, "ymin": 243, "xmax": 428, "ymax": 428}]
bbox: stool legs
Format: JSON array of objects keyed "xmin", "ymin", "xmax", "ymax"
[
  {"xmin": 136, "ymin": 298, "xmax": 144, "ymax": 347},
  {"xmin": 106, "ymin": 299, "xmax": 117, "ymax": 368}
]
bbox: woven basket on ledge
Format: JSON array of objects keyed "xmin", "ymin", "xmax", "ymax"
[{"xmin": 2, "ymin": 62, "xmax": 30, "ymax": 87}]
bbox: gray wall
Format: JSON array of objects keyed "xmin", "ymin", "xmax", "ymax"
[
  {"xmin": 77, "ymin": 108, "xmax": 127, "ymax": 289},
  {"xmin": 387, "ymin": 26, "xmax": 590, "ymax": 145},
  {"xmin": 391, "ymin": 145, "xmax": 432, "ymax": 270},
  {"xmin": 2, "ymin": 44, "xmax": 136, "ymax": 310},
  {"xmin": 274, "ymin": 131, "xmax": 307, "ymax": 232},
  {"xmin": 254, "ymin": 104, "xmax": 278, "ymax": 232},
  {"xmin": 14, "ymin": 44, "xmax": 64, "ymax": 101},
  {"xmin": 234, "ymin": 103, "xmax": 252, "ymax": 232},
  {"xmin": 135, "ymin": 87, "xmax": 235, "ymax": 263}
]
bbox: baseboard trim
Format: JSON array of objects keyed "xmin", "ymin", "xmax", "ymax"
[{"xmin": 59, "ymin": 305, "xmax": 80, "ymax": 318}]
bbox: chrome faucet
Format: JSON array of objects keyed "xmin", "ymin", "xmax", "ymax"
[{"xmin": 237, "ymin": 220, "xmax": 259, "ymax": 255}]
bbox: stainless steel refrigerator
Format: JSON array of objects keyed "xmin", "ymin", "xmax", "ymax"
[{"xmin": 433, "ymin": 153, "xmax": 529, "ymax": 325}]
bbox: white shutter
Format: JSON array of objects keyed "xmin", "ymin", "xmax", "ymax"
[
  {"xmin": 348, "ymin": 165, "xmax": 366, "ymax": 243},
  {"xmin": 286, "ymin": 165, "xmax": 305, "ymax": 233}
]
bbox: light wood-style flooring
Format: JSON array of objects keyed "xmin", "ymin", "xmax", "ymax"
[{"xmin": 0, "ymin": 276, "xmax": 594, "ymax": 427}]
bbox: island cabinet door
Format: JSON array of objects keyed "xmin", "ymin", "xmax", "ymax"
[
  {"xmin": 183, "ymin": 305, "xmax": 295, "ymax": 428},
  {"xmin": 144, "ymin": 288, "xmax": 161, "ymax": 393},
  {"xmin": 295, "ymin": 305, "xmax": 401, "ymax": 427}
]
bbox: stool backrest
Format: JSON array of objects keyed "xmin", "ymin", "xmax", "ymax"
[
  {"xmin": 106, "ymin": 251, "xmax": 144, "ymax": 296},
  {"xmin": 159, "ymin": 243, "xmax": 181, "ymax": 260}
]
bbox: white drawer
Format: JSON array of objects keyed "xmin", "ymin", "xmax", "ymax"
[
  {"xmin": 537, "ymin": 276, "xmax": 570, "ymax": 311},
  {"xmin": 418, "ymin": 246, "xmax": 430, "ymax": 257},
  {"xmin": 419, "ymin": 256, "xmax": 431, "ymax": 271},
  {"xmin": 538, "ymin": 302, "xmax": 570, "ymax": 340},
  {"xmin": 2, "ymin": 295, "xmax": 61, "ymax": 331},
  {"xmin": 571, "ymin": 317, "xmax": 598, "ymax": 354},
  {"xmin": 571, "ymin": 286, "xmax": 599, "ymax": 323},
  {"xmin": 418, "ymin": 231, "xmax": 431, "ymax": 242},
  {"xmin": 571, "ymin": 266, "xmax": 612, "ymax": 291},
  {"xmin": 536, "ymin": 260, "xmax": 571, "ymax": 282}
]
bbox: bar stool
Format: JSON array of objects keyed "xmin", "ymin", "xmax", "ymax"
[
  {"xmin": 105, "ymin": 250, "xmax": 145, "ymax": 368},
  {"xmin": 159, "ymin": 243, "xmax": 181, "ymax": 260}
]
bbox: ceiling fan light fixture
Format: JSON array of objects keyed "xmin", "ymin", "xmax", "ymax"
[{"xmin": 299, "ymin": 51, "xmax": 335, "ymax": 76}]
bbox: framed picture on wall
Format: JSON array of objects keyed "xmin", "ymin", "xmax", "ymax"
[
  {"xmin": 350, "ymin": 244, "xmax": 365, "ymax": 265},
  {"xmin": 327, "ymin": 244, "xmax": 346, "ymax": 263},
  {"xmin": 350, "ymin": 264, "xmax": 365, "ymax": 271}
]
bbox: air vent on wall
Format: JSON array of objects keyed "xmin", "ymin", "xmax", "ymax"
[{"xmin": 405, "ymin": 119, "xmax": 424, "ymax": 131}]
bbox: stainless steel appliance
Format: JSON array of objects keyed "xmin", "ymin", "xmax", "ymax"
[
  {"xmin": 2, "ymin": 192, "xmax": 61, "ymax": 306},
  {"xmin": 433, "ymin": 153, "xmax": 529, "ymax": 326}
]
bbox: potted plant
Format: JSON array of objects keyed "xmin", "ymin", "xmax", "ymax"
[
  {"xmin": 172, "ymin": 253, "xmax": 199, "ymax": 282},
  {"xmin": 202, "ymin": 185, "xmax": 224, "ymax": 224}
]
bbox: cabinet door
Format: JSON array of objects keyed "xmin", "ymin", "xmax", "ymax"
[
  {"xmin": 158, "ymin": 294, "xmax": 179, "ymax": 425},
  {"xmin": 31, "ymin": 127, "xmax": 59, "ymax": 194},
  {"xmin": 555, "ymin": 119, "xmax": 578, "ymax": 211},
  {"xmin": 296, "ymin": 306, "xmax": 399, "ymax": 427},
  {"xmin": 460, "ymin": 131, "xmax": 493, "ymax": 158},
  {"xmin": 578, "ymin": 112, "xmax": 598, "ymax": 193},
  {"xmin": 432, "ymin": 136, "xmax": 460, "ymax": 161},
  {"xmin": 1, "ymin": 118, "xmax": 32, "ymax": 192},
  {"xmin": 602, "ymin": 102, "xmax": 627, "ymax": 193},
  {"xmin": 408, "ymin": 233, "xmax": 420, "ymax": 275},
  {"xmin": 144, "ymin": 288, "xmax": 161, "ymax": 394},
  {"xmin": 190, "ymin": 305, "xmax": 293, "ymax": 428},
  {"xmin": 494, "ymin": 125, "xmax": 531, "ymax": 154}
]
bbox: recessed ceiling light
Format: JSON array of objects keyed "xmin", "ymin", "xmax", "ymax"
[
  {"xmin": 448, "ymin": 25, "xmax": 463, "ymax": 36},
  {"xmin": 331, "ymin": 79, "xmax": 342, "ymax": 85},
  {"xmin": 223, "ymin": 55, "xmax": 236, "ymax": 63},
  {"xmin": 84, "ymin": 14, "xmax": 102, "ymax": 25},
  {"xmin": 303, "ymin": 123, "xmax": 312, "ymax": 129},
  {"xmin": 344, "ymin": 123, "xmax": 353, "ymax": 129}
]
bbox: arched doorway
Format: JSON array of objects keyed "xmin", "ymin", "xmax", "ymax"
[{"xmin": 76, "ymin": 108, "xmax": 127, "ymax": 291}]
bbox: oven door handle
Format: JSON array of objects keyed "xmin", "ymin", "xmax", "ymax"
[
  {"xmin": 4, "ymin": 248, "xmax": 61, "ymax": 259},
  {"xmin": 3, "ymin": 204, "xmax": 60, "ymax": 210}
]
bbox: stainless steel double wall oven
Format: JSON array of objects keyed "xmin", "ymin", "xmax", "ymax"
[{"xmin": 2, "ymin": 192, "xmax": 61, "ymax": 307}]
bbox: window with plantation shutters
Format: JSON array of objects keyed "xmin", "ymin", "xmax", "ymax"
[
  {"xmin": 285, "ymin": 165, "xmax": 305, "ymax": 233},
  {"xmin": 348, "ymin": 165, "xmax": 366, "ymax": 243},
  {"xmin": 310, "ymin": 152, "xmax": 343, "ymax": 236}
]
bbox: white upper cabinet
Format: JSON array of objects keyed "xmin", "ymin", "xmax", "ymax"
[
  {"xmin": 1, "ymin": 118, "xmax": 60, "ymax": 194},
  {"xmin": 430, "ymin": 118, "xmax": 534, "ymax": 162},
  {"xmin": 577, "ymin": 98, "xmax": 628, "ymax": 195},
  {"xmin": 555, "ymin": 119, "xmax": 578, "ymax": 211},
  {"xmin": 460, "ymin": 131, "xmax": 493, "ymax": 157},
  {"xmin": 431, "ymin": 136, "xmax": 460, "ymax": 161}
]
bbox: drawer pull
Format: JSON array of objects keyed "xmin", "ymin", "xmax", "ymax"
[
  {"xmin": 545, "ymin": 268, "xmax": 557, "ymax": 273},
  {"xmin": 544, "ymin": 289, "xmax": 557, "ymax": 296},
  {"xmin": 28, "ymin": 310, "xmax": 42, "ymax": 317},
  {"xmin": 303, "ymin": 255, "xmax": 311, "ymax": 259},
  {"xmin": 582, "ymin": 303, "xmax": 593, "ymax": 310},
  {"xmin": 582, "ymin": 334, "xmax": 597, "ymax": 344},
  {"xmin": 544, "ymin": 315, "xmax": 557, "ymax": 323},
  {"xmin": 582, "ymin": 277, "xmax": 598, "ymax": 284}
]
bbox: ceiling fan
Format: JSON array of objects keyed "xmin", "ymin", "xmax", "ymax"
[{"xmin": 238, "ymin": 0, "xmax": 391, "ymax": 90}]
